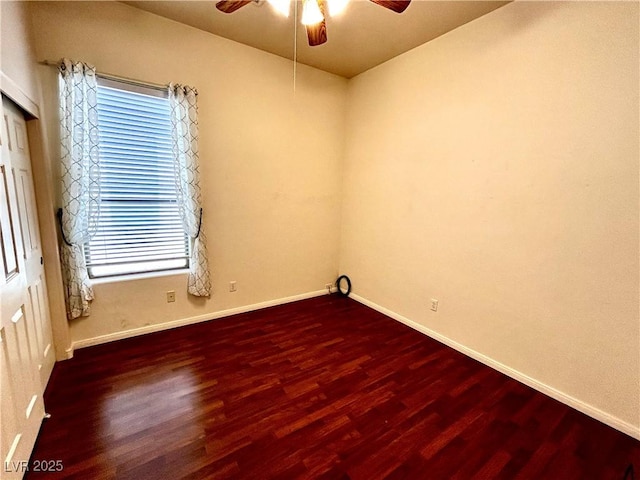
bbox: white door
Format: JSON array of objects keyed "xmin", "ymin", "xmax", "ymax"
[{"xmin": 1, "ymin": 95, "xmax": 55, "ymax": 479}]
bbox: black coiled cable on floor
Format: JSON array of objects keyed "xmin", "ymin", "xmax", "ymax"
[{"xmin": 335, "ymin": 275, "xmax": 351, "ymax": 296}]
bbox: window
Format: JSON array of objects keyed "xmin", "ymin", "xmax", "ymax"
[{"xmin": 84, "ymin": 78, "xmax": 189, "ymax": 278}]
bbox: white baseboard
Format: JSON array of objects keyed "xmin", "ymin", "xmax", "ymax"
[
  {"xmin": 72, "ymin": 289, "xmax": 330, "ymax": 350},
  {"xmin": 351, "ymin": 293, "xmax": 640, "ymax": 441}
]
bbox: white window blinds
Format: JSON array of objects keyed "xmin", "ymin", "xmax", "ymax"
[{"xmin": 84, "ymin": 79, "xmax": 189, "ymax": 278}]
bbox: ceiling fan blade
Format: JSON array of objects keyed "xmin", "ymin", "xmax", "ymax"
[
  {"xmin": 306, "ymin": 20, "xmax": 327, "ymax": 46},
  {"xmin": 369, "ymin": 0, "xmax": 411, "ymax": 13},
  {"xmin": 305, "ymin": 0, "xmax": 327, "ymax": 46},
  {"xmin": 215, "ymin": 0, "xmax": 252, "ymax": 14}
]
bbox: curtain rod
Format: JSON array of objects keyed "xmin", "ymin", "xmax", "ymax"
[{"xmin": 38, "ymin": 60, "xmax": 168, "ymax": 93}]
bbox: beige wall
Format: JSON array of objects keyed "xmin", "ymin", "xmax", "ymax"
[
  {"xmin": 340, "ymin": 1, "xmax": 639, "ymax": 432},
  {"xmin": 28, "ymin": 1, "xmax": 347, "ymax": 344},
  {"xmin": 1, "ymin": 1, "xmax": 39, "ymax": 103}
]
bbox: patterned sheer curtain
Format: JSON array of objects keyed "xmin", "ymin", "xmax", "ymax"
[
  {"xmin": 58, "ymin": 59, "xmax": 100, "ymax": 319},
  {"xmin": 168, "ymin": 84, "xmax": 211, "ymax": 297}
]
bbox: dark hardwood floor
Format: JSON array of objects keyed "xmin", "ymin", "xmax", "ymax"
[{"xmin": 26, "ymin": 295, "xmax": 638, "ymax": 479}]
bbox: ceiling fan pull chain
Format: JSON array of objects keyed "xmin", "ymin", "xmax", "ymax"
[{"xmin": 293, "ymin": 0, "xmax": 297, "ymax": 92}]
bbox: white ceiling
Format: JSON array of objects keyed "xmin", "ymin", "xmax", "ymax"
[{"xmin": 123, "ymin": 0, "xmax": 509, "ymax": 78}]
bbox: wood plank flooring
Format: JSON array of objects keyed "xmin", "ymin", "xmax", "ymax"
[{"xmin": 25, "ymin": 296, "xmax": 639, "ymax": 479}]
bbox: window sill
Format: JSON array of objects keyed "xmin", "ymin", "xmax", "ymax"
[{"xmin": 89, "ymin": 268, "xmax": 190, "ymax": 285}]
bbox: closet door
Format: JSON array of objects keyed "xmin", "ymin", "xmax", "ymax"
[
  {"xmin": 4, "ymin": 97, "xmax": 55, "ymax": 387},
  {"xmin": 1, "ymin": 95, "xmax": 53, "ymax": 479}
]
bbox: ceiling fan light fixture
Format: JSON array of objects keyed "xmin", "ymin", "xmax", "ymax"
[
  {"xmin": 266, "ymin": 0, "xmax": 291, "ymax": 17},
  {"xmin": 327, "ymin": 0, "xmax": 349, "ymax": 16},
  {"xmin": 301, "ymin": 0, "xmax": 324, "ymax": 25}
]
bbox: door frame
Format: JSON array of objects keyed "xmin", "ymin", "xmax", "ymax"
[{"xmin": 1, "ymin": 71, "xmax": 72, "ymax": 362}]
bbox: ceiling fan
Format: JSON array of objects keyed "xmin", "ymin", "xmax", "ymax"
[{"xmin": 214, "ymin": 0, "xmax": 411, "ymax": 46}]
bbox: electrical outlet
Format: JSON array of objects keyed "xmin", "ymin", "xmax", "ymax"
[
  {"xmin": 166, "ymin": 291, "xmax": 176, "ymax": 303},
  {"xmin": 229, "ymin": 281, "xmax": 237, "ymax": 292},
  {"xmin": 430, "ymin": 298, "xmax": 438, "ymax": 312},
  {"xmin": 325, "ymin": 283, "xmax": 333, "ymax": 294}
]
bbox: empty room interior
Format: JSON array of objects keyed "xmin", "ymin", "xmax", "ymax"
[{"xmin": 1, "ymin": 0, "xmax": 639, "ymax": 478}]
